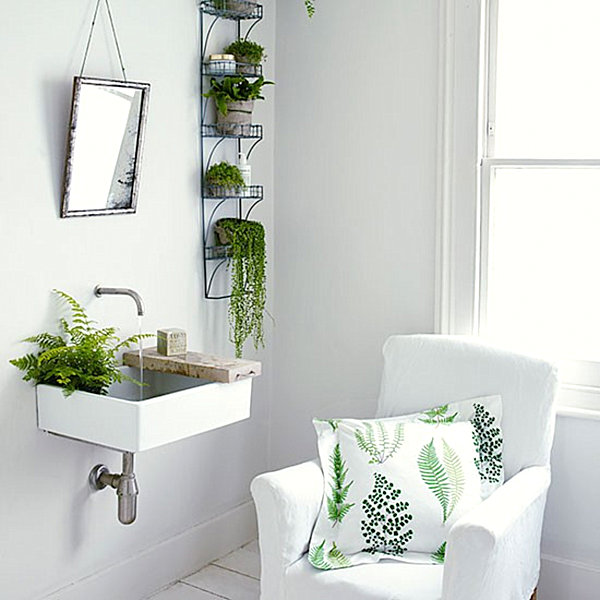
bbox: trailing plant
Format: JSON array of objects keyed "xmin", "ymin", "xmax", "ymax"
[
  {"xmin": 361, "ymin": 473, "xmax": 413, "ymax": 556},
  {"xmin": 308, "ymin": 540, "xmax": 351, "ymax": 570},
  {"xmin": 419, "ymin": 404, "xmax": 458, "ymax": 425},
  {"xmin": 326, "ymin": 443, "xmax": 355, "ymax": 525},
  {"xmin": 417, "ymin": 437, "xmax": 464, "ymax": 524},
  {"xmin": 203, "ymin": 76, "xmax": 273, "ymax": 116},
  {"xmin": 215, "ymin": 218, "xmax": 266, "ymax": 358},
  {"xmin": 355, "ymin": 421, "xmax": 404, "ymax": 464},
  {"xmin": 304, "ymin": 0, "xmax": 315, "ymax": 17},
  {"xmin": 223, "ymin": 39, "xmax": 266, "ymax": 64},
  {"xmin": 9, "ymin": 290, "xmax": 151, "ymax": 396},
  {"xmin": 470, "ymin": 403, "xmax": 503, "ymax": 483},
  {"xmin": 205, "ymin": 161, "xmax": 246, "ymax": 190}
]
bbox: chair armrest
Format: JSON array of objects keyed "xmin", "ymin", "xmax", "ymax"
[
  {"xmin": 443, "ymin": 466, "xmax": 551, "ymax": 600},
  {"xmin": 251, "ymin": 460, "xmax": 324, "ymax": 600}
]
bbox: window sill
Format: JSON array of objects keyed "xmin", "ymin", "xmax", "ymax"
[{"xmin": 556, "ymin": 384, "xmax": 600, "ymax": 420}]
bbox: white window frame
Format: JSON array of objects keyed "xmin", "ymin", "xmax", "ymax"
[{"xmin": 436, "ymin": 0, "xmax": 600, "ymax": 416}]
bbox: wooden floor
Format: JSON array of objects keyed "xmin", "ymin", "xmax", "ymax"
[{"xmin": 148, "ymin": 541, "xmax": 260, "ymax": 600}]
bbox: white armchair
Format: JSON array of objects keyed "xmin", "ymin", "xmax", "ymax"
[{"xmin": 252, "ymin": 335, "xmax": 557, "ymax": 600}]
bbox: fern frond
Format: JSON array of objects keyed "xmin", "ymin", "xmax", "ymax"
[
  {"xmin": 431, "ymin": 541, "xmax": 446, "ymax": 564},
  {"xmin": 418, "ymin": 438, "xmax": 450, "ymax": 523},
  {"xmin": 355, "ymin": 421, "xmax": 403, "ymax": 464},
  {"xmin": 442, "ymin": 438, "xmax": 465, "ymax": 519},
  {"xmin": 308, "ymin": 540, "xmax": 331, "ymax": 570},
  {"xmin": 389, "ymin": 423, "xmax": 404, "ymax": 456},
  {"xmin": 23, "ymin": 333, "xmax": 66, "ymax": 350},
  {"xmin": 327, "ymin": 543, "xmax": 351, "ymax": 568},
  {"xmin": 327, "ymin": 443, "xmax": 354, "ymax": 525}
]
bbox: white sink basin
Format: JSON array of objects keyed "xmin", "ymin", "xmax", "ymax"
[{"xmin": 36, "ymin": 367, "xmax": 252, "ymax": 452}]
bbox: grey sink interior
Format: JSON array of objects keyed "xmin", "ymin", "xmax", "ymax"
[{"xmin": 108, "ymin": 367, "xmax": 212, "ymax": 401}]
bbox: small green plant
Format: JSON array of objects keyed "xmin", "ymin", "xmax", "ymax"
[
  {"xmin": 215, "ymin": 218, "xmax": 266, "ymax": 358},
  {"xmin": 203, "ymin": 76, "xmax": 273, "ymax": 116},
  {"xmin": 9, "ymin": 290, "xmax": 151, "ymax": 396},
  {"xmin": 223, "ymin": 39, "xmax": 266, "ymax": 65},
  {"xmin": 305, "ymin": 0, "xmax": 315, "ymax": 17},
  {"xmin": 205, "ymin": 161, "xmax": 246, "ymax": 190}
]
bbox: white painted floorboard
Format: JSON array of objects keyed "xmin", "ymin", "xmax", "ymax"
[{"xmin": 149, "ymin": 542, "xmax": 260, "ymax": 600}]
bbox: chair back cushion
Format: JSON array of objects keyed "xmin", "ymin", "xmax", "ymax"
[{"xmin": 376, "ymin": 335, "xmax": 557, "ymax": 479}]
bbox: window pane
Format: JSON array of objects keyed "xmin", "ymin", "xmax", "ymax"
[
  {"xmin": 494, "ymin": 0, "xmax": 600, "ymax": 158},
  {"xmin": 483, "ymin": 167, "xmax": 600, "ymax": 362}
]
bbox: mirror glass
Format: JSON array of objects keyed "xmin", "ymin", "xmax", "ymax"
[{"xmin": 61, "ymin": 76, "xmax": 150, "ymax": 217}]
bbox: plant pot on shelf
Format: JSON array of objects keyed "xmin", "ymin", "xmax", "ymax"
[
  {"xmin": 217, "ymin": 100, "xmax": 254, "ymax": 136},
  {"xmin": 214, "ymin": 223, "xmax": 232, "ymax": 245}
]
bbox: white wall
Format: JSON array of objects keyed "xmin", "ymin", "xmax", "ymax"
[
  {"xmin": 272, "ymin": 0, "xmax": 440, "ymax": 469},
  {"xmin": 0, "ymin": 1, "xmax": 275, "ymax": 599}
]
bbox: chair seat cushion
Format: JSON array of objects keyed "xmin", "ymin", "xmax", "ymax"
[{"xmin": 286, "ymin": 555, "xmax": 443, "ymax": 600}]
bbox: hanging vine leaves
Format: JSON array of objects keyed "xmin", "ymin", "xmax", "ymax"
[{"xmin": 215, "ymin": 219, "xmax": 266, "ymax": 358}]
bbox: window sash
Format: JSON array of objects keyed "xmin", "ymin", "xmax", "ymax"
[{"xmin": 479, "ymin": 1, "xmax": 600, "ymax": 392}]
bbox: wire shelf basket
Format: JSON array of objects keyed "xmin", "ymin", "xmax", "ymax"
[
  {"xmin": 205, "ymin": 245, "xmax": 233, "ymax": 260},
  {"xmin": 204, "ymin": 184, "xmax": 263, "ymax": 200},
  {"xmin": 199, "ymin": 0, "xmax": 262, "ymax": 20},
  {"xmin": 203, "ymin": 61, "xmax": 263, "ymax": 78},
  {"xmin": 202, "ymin": 123, "xmax": 263, "ymax": 139}
]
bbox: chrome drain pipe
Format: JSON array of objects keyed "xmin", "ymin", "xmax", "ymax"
[{"xmin": 89, "ymin": 452, "xmax": 139, "ymax": 525}]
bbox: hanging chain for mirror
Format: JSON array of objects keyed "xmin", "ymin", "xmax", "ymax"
[{"xmin": 80, "ymin": 0, "xmax": 128, "ymax": 81}]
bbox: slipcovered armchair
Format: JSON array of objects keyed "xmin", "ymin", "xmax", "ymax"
[{"xmin": 251, "ymin": 335, "xmax": 557, "ymax": 600}]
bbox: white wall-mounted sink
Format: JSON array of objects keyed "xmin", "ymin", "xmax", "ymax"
[{"xmin": 36, "ymin": 367, "xmax": 253, "ymax": 452}]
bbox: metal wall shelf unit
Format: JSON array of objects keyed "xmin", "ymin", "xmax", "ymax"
[{"xmin": 199, "ymin": 0, "xmax": 264, "ymax": 299}]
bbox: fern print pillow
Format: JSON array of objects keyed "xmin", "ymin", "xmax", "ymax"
[
  {"xmin": 309, "ymin": 420, "xmax": 483, "ymax": 570},
  {"xmin": 392, "ymin": 395, "xmax": 504, "ymax": 498}
]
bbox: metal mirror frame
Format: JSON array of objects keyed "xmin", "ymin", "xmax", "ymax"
[{"xmin": 61, "ymin": 76, "xmax": 151, "ymax": 218}]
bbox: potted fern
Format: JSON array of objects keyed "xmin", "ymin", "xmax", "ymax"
[
  {"xmin": 223, "ymin": 39, "xmax": 265, "ymax": 75},
  {"xmin": 10, "ymin": 290, "xmax": 150, "ymax": 396},
  {"xmin": 203, "ymin": 76, "xmax": 273, "ymax": 134},
  {"xmin": 205, "ymin": 161, "xmax": 246, "ymax": 197},
  {"xmin": 214, "ymin": 218, "xmax": 266, "ymax": 358}
]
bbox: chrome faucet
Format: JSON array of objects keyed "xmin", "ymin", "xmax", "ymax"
[{"xmin": 94, "ymin": 285, "xmax": 145, "ymax": 316}]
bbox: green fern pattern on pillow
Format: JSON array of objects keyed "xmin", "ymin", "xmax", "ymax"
[
  {"xmin": 308, "ymin": 540, "xmax": 352, "ymax": 570},
  {"xmin": 355, "ymin": 421, "xmax": 404, "ymax": 464},
  {"xmin": 418, "ymin": 438, "xmax": 465, "ymax": 523},
  {"xmin": 419, "ymin": 404, "xmax": 458, "ymax": 425},
  {"xmin": 431, "ymin": 541, "xmax": 447, "ymax": 564},
  {"xmin": 470, "ymin": 403, "xmax": 503, "ymax": 483},
  {"xmin": 442, "ymin": 439, "xmax": 465, "ymax": 518},
  {"xmin": 361, "ymin": 473, "xmax": 414, "ymax": 555},
  {"xmin": 327, "ymin": 443, "xmax": 355, "ymax": 525}
]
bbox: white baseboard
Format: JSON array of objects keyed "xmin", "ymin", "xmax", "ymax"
[
  {"xmin": 539, "ymin": 553, "xmax": 600, "ymax": 600},
  {"xmin": 41, "ymin": 500, "xmax": 257, "ymax": 600}
]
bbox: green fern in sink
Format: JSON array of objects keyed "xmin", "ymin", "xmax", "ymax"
[{"xmin": 10, "ymin": 290, "xmax": 152, "ymax": 396}]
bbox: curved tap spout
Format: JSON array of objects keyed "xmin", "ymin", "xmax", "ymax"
[{"xmin": 94, "ymin": 286, "xmax": 145, "ymax": 317}]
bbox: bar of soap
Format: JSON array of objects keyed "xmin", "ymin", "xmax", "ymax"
[{"xmin": 157, "ymin": 328, "xmax": 187, "ymax": 356}]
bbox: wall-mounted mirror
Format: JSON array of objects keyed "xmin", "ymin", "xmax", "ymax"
[{"xmin": 61, "ymin": 76, "xmax": 150, "ymax": 218}]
